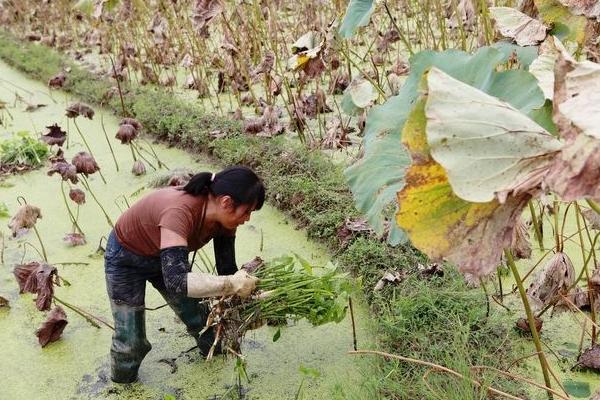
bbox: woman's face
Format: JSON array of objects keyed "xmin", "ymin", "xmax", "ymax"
[{"xmin": 220, "ymin": 199, "xmax": 255, "ymax": 230}]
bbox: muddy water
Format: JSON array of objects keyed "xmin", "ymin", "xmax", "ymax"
[
  {"xmin": 0, "ymin": 60, "xmax": 377, "ymax": 400},
  {"xmin": 502, "ymin": 210, "xmax": 600, "ymax": 399}
]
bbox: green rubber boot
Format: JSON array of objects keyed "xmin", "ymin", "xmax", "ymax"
[
  {"xmin": 163, "ymin": 294, "xmax": 219, "ymax": 357},
  {"xmin": 109, "ymin": 301, "xmax": 152, "ymax": 384}
]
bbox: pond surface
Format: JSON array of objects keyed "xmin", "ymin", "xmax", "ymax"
[
  {"xmin": 501, "ymin": 207, "xmax": 600, "ymax": 399},
  {"xmin": 0, "ymin": 60, "xmax": 376, "ymax": 400}
]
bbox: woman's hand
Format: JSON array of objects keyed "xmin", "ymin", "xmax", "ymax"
[{"xmin": 229, "ymin": 269, "xmax": 258, "ymax": 298}]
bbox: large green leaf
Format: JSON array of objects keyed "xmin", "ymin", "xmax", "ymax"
[
  {"xmin": 425, "ymin": 68, "xmax": 562, "ymax": 203},
  {"xmin": 345, "ymin": 46, "xmax": 544, "ymax": 245},
  {"xmin": 339, "ymin": 0, "xmax": 375, "ymax": 39},
  {"xmin": 345, "ymin": 135, "xmax": 410, "ymax": 244}
]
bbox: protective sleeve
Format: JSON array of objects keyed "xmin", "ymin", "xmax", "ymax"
[
  {"xmin": 160, "ymin": 246, "xmax": 190, "ymax": 295},
  {"xmin": 213, "ymin": 235, "xmax": 238, "ymax": 276}
]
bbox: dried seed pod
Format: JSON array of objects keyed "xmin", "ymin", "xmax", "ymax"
[
  {"xmin": 132, "ymin": 160, "xmax": 146, "ymax": 176},
  {"xmin": 48, "ymin": 72, "xmax": 66, "ymax": 89},
  {"xmin": 119, "ymin": 117, "xmax": 143, "ymax": 132},
  {"xmin": 115, "ymin": 124, "xmax": 138, "ymax": 144},
  {"xmin": 72, "ymin": 152, "xmax": 100, "ymax": 175},
  {"xmin": 8, "ymin": 205, "xmax": 42, "ymax": 237},
  {"xmin": 63, "ymin": 233, "xmax": 86, "ymax": 246},
  {"xmin": 511, "ymin": 217, "xmax": 532, "ymax": 259},
  {"xmin": 68, "ymin": 188, "xmax": 86, "ymax": 205},
  {"xmin": 65, "ymin": 102, "xmax": 95, "ymax": 119},
  {"xmin": 526, "ymin": 252, "xmax": 575, "ymax": 310}
]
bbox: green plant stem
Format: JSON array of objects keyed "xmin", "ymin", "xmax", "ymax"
[
  {"xmin": 32, "ymin": 225, "xmax": 47, "ymax": 262},
  {"xmin": 575, "ymin": 204, "xmax": 597, "ymax": 344},
  {"xmin": 100, "ymin": 113, "xmax": 119, "ymax": 172},
  {"xmin": 505, "ymin": 249, "xmax": 553, "ymax": 400},
  {"xmin": 81, "ymin": 175, "xmax": 114, "ymax": 228},
  {"xmin": 586, "ymin": 199, "xmax": 600, "ymax": 216},
  {"xmin": 529, "ymin": 200, "xmax": 544, "ymax": 251},
  {"xmin": 60, "ymin": 181, "xmax": 84, "ymax": 234},
  {"xmin": 53, "ymin": 295, "xmax": 114, "ymax": 330}
]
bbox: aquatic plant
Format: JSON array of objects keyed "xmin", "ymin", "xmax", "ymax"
[
  {"xmin": 36, "ymin": 305, "xmax": 68, "ymax": 347},
  {"xmin": 0, "ymin": 131, "xmax": 49, "ymax": 171}
]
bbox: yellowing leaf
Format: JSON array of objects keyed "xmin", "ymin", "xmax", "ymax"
[
  {"xmin": 490, "ymin": 7, "xmax": 548, "ymax": 46},
  {"xmin": 397, "ymin": 97, "xmax": 531, "ymax": 278},
  {"xmin": 425, "ymin": 68, "xmax": 561, "ymax": 203},
  {"xmin": 534, "ymin": 0, "xmax": 587, "ymax": 44}
]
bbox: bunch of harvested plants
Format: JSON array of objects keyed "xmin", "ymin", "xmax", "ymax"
[{"xmin": 201, "ymin": 255, "xmax": 354, "ymax": 358}]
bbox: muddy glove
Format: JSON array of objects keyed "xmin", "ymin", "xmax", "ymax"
[
  {"xmin": 161, "ymin": 246, "xmax": 257, "ymax": 298},
  {"xmin": 187, "ymin": 269, "xmax": 258, "ymax": 298}
]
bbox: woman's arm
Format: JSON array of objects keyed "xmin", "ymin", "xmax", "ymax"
[
  {"xmin": 213, "ymin": 235, "xmax": 238, "ymax": 275},
  {"xmin": 160, "ymin": 228, "xmax": 256, "ymax": 298}
]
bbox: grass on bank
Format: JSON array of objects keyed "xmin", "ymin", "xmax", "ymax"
[{"xmin": 0, "ymin": 32, "xmax": 529, "ymax": 399}]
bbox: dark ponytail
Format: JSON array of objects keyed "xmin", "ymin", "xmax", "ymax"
[{"xmin": 182, "ymin": 166, "xmax": 265, "ymax": 210}]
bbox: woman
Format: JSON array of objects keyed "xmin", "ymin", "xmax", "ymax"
[{"xmin": 104, "ymin": 165, "xmax": 265, "ymax": 383}]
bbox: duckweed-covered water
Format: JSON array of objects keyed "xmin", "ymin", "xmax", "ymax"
[
  {"xmin": 501, "ymin": 210, "xmax": 600, "ymax": 399},
  {"xmin": 0, "ymin": 60, "xmax": 377, "ymax": 400}
]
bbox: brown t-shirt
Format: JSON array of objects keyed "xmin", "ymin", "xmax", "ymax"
[{"xmin": 114, "ymin": 187, "xmax": 235, "ymax": 257}]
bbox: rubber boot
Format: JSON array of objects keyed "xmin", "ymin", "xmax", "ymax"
[
  {"xmin": 109, "ymin": 300, "xmax": 152, "ymax": 383},
  {"xmin": 164, "ymin": 295, "xmax": 220, "ymax": 357}
]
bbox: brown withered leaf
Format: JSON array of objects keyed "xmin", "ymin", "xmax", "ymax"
[
  {"xmin": 36, "ymin": 306, "xmax": 68, "ymax": 347},
  {"xmin": 526, "ymin": 252, "xmax": 575, "ymax": 311},
  {"xmin": 515, "ymin": 316, "xmax": 543, "ymax": 334},
  {"xmin": 0, "ymin": 296, "xmax": 8, "ymax": 308},
  {"xmin": 269, "ymin": 75, "xmax": 283, "ymax": 97},
  {"xmin": 72, "ymin": 152, "xmax": 100, "ymax": 175},
  {"xmin": 446, "ymin": 0, "xmax": 477, "ymax": 30},
  {"xmin": 320, "ymin": 117, "xmax": 354, "ymax": 149},
  {"xmin": 65, "ymin": 102, "xmax": 95, "ymax": 119},
  {"xmin": 63, "ymin": 233, "xmax": 86, "ymax": 247},
  {"xmin": 243, "ymin": 106, "xmax": 285, "ymax": 137},
  {"xmin": 558, "ymin": 0, "xmax": 600, "ymax": 18},
  {"xmin": 48, "ymin": 161, "xmax": 78, "ymax": 184},
  {"xmin": 48, "ymin": 72, "xmax": 66, "ymax": 89},
  {"xmin": 8, "ymin": 205, "xmax": 42, "ymax": 237},
  {"xmin": 418, "ymin": 263, "xmax": 444, "ymax": 279},
  {"xmin": 23, "ymin": 262, "xmax": 58, "ymax": 311},
  {"xmin": 579, "ymin": 344, "xmax": 600, "ymax": 370},
  {"xmin": 41, "ymin": 124, "xmax": 67, "ymax": 147},
  {"xmin": 69, "ymin": 188, "xmax": 86, "ymax": 205},
  {"xmin": 252, "ymin": 50, "xmax": 275, "ymax": 78},
  {"xmin": 192, "ymin": 0, "xmax": 224, "ymax": 38},
  {"xmin": 302, "ymin": 89, "xmax": 332, "ymax": 118},
  {"xmin": 374, "ymin": 270, "xmax": 407, "ymax": 291},
  {"xmin": 147, "ymin": 11, "xmax": 168, "ymax": 45},
  {"xmin": 388, "ymin": 59, "xmax": 410, "ymax": 76},
  {"xmin": 545, "ymin": 135, "xmax": 600, "ymax": 202},
  {"xmin": 13, "ymin": 262, "xmax": 40, "ymax": 293},
  {"xmin": 376, "ymin": 29, "xmax": 400, "ymax": 53},
  {"xmin": 583, "ymin": 208, "xmax": 600, "ymax": 230},
  {"xmin": 115, "ymin": 124, "xmax": 138, "ymax": 144},
  {"xmin": 329, "ymin": 72, "xmax": 349, "ymax": 95},
  {"xmin": 511, "ymin": 217, "xmax": 532, "ymax": 260}
]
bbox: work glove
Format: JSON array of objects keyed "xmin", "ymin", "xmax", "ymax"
[
  {"xmin": 187, "ymin": 270, "xmax": 258, "ymax": 298},
  {"xmin": 228, "ymin": 269, "xmax": 259, "ymax": 298}
]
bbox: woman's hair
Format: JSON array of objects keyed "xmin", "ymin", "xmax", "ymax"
[{"xmin": 182, "ymin": 165, "xmax": 265, "ymax": 210}]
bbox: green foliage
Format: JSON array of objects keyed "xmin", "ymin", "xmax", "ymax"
[
  {"xmin": 243, "ymin": 255, "xmax": 354, "ymax": 326},
  {"xmin": 339, "ymin": 0, "xmax": 375, "ymax": 38},
  {"xmin": 0, "ymin": 131, "xmax": 49, "ymax": 168},
  {"xmin": 0, "ymin": 202, "xmax": 9, "ymax": 218},
  {"xmin": 371, "ymin": 271, "xmax": 524, "ymax": 399}
]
